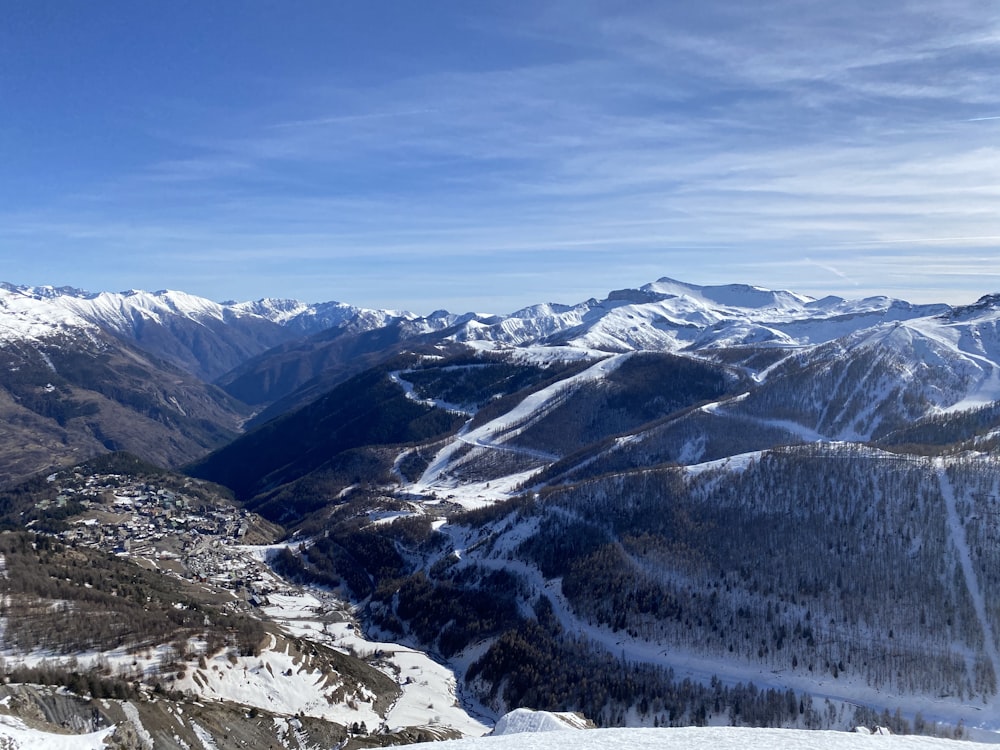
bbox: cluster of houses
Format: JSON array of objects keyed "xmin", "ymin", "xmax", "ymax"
[
  {"xmin": 51, "ymin": 476, "xmax": 246, "ymax": 543},
  {"xmin": 37, "ymin": 473, "xmax": 265, "ymax": 580}
]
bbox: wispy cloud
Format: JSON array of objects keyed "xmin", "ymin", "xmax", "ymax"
[
  {"xmin": 804, "ymin": 258, "xmax": 860, "ymax": 287},
  {"xmin": 269, "ymin": 109, "xmax": 439, "ymax": 130},
  {"xmin": 5, "ymin": 1, "xmax": 1000, "ymax": 310}
]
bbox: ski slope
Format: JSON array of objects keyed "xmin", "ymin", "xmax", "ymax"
[{"xmin": 408, "ymin": 354, "xmax": 629, "ymax": 502}]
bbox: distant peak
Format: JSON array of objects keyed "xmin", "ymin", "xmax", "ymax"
[
  {"xmin": 1, "ymin": 282, "xmax": 94, "ymax": 299},
  {"xmin": 638, "ymin": 277, "xmax": 813, "ymax": 309},
  {"xmin": 946, "ymin": 293, "xmax": 1000, "ymax": 320},
  {"xmin": 641, "ymin": 277, "xmax": 701, "ymax": 296}
]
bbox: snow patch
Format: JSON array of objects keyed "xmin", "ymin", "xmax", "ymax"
[
  {"xmin": 0, "ymin": 714, "xmax": 116, "ymax": 750},
  {"xmin": 491, "ymin": 709, "xmax": 591, "ymax": 734}
]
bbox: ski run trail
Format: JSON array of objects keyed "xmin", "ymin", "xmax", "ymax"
[
  {"xmin": 411, "ymin": 354, "xmax": 630, "ymax": 494},
  {"xmin": 935, "ymin": 459, "xmax": 1000, "ymax": 715}
]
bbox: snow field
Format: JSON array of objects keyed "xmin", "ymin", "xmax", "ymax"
[
  {"xmin": 262, "ymin": 592, "xmax": 489, "ymax": 736},
  {"xmin": 169, "ymin": 629, "xmax": 384, "ymax": 728},
  {"xmin": 0, "ymin": 713, "xmax": 115, "ymax": 750},
  {"xmin": 406, "ymin": 725, "xmax": 994, "ymax": 750}
]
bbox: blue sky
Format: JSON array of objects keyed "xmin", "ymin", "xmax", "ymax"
[{"xmin": 3, "ymin": 1, "xmax": 1000, "ymax": 314}]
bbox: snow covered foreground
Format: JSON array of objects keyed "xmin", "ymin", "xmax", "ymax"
[{"xmin": 410, "ymin": 725, "xmax": 990, "ymax": 750}]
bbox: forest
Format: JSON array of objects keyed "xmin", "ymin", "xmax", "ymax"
[{"xmin": 295, "ymin": 442, "xmax": 1000, "ymax": 732}]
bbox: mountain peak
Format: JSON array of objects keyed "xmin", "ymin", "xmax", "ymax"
[
  {"xmin": 640, "ymin": 278, "xmax": 814, "ymax": 310},
  {"xmin": 946, "ymin": 292, "xmax": 1000, "ymax": 321},
  {"xmin": 1, "ymin": 282, "xmax": 95, "ymax": 300}
]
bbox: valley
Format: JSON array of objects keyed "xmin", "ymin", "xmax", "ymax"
[
  {"xmin": 3, "ymin": 277, "xmax": 1000, "ymax": 746},
  {"xmin": 0, "ymin": 457, "xmax": 489, "ymax": 747}
]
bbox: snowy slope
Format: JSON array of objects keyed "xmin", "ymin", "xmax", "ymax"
[
  {"xmin": 259, "ymin": 591, "xmax": 489, "ymax": 736},
  {"xmin": 491, "ymin": 708, "xmax": 591, "ymax": 733},
  {"xmin": 410, "ymin": 725, "xmax": 990, "ymax": 750},
  {"xmin": 728, "ymin": 303, "xmax": 1000, "ymax": 442},
  {"xmin": 407, "ymin": 354, "xmax": 630, "ymax": 504},
  {"xmin": 0, "ymin": 283, "xmax": 102, "ymax": 343},
  {"xmin": 0, "ymin": 713, "xmax": 114, "ymax": 750}
]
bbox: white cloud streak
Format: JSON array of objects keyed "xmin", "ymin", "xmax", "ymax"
[{"xmin": 5, "ymin": 0, "xmax": 1000, "ymax": 310}]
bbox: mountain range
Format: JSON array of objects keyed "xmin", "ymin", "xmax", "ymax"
[
  {"xmin": 3, "ymin": 276, "xmax": 1000, "ymax": 744},
  {"xmin": 3, "ymin": 276, "xmax": 996, "ymax": 488}
]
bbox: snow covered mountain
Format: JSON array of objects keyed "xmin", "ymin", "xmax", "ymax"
[
  {"xmin": 6, "ymin": 274, "xmax": 1000, "ymax": 490},
  {"xmin": 196, "ymin": 277, "xmax": 960, "ymax": 422},
  {"xmin": 0, "ymin": 276, "xmax": 960, "ymax": 388},
  {"xmin": 441, "ymin": 277, "xmax": 949, "ymax": 353},
  {"xmin": 0, "ymin": 282, "xmax": 411, "ymax": 380},
  {"xmin": 180, "ymin": 281, "xmax": 1000, "ymax": 742},
  {"xmin": 0, "ymin": 283, "xmax": 431, "ymax": 483},
  {"xmin": 9, "ymin": 276, "xmax": 1000, "ymax": 746}
]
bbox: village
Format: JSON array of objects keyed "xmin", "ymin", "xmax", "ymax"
[{"xmin": 32, "ymin": 471, "xmax": 290, "ymax": 604}]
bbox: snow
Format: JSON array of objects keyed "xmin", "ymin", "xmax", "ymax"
[
  {"xmin": 390, "ymin": 370, "xmax": 474, "ymax": 415},
  {"xmin": 190, "ymin": 721, "xmax": 220, "ymax": 749},
  {"xmin": 905, "ymin": 316, "xmax": 1000, "ymax": 412},
  {"xmin": 0, "ymin": 714, "xmax": 116, "ymax": 749},
  {"xmin": 0, "ymin": 282, "xmax": 379, "ymax": 345},
  {"xmin": 407, "ymin": 354, "xmax": 629, "ymax": 505},
  {"xmin": 0, "ymin": 285, "xmax": 102, "ymax": 344},
  {"xmin": 172, "ymin": 629, "xmax": 386, "ymax": 728},
  {"xmin": 643, "ymin": 277, "xmax": 816, "ymax": 309},
  {"xmin": 122, "ymin": 701, "xmax": 154, "ymax": 749},
  {"xmin": 261, "ymin": 592, "xmax": 489, "ymax": 736},
  {"xmin": 683, "ymin": 450, "xmax": 765, "ymax": 476},
  {"xmin": 407, "ymin": 725, "xmax": 991, "ymax": 750},
  {"xmin": 492, "ymin": 708, "xmax": 591, "ymax": 734}
]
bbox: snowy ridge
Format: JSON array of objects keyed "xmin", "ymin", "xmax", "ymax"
[
  {"xmin": 0, "ymin": 277, "xmax": 986, "ymax": 360},
  {"xmin": 0, "ymin": 277, "xmax": 976, "ymax": 369},
  {"xmin": 0, "ymin": 284, "xmax": 102, "ymax": 343},
  {"xmin": 0, "ymin": 282, "xmax": 404, "ymax": 345},
  {"xmin": 443, "ymin": 276, "xmax": 951, "ymax": 354}
]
